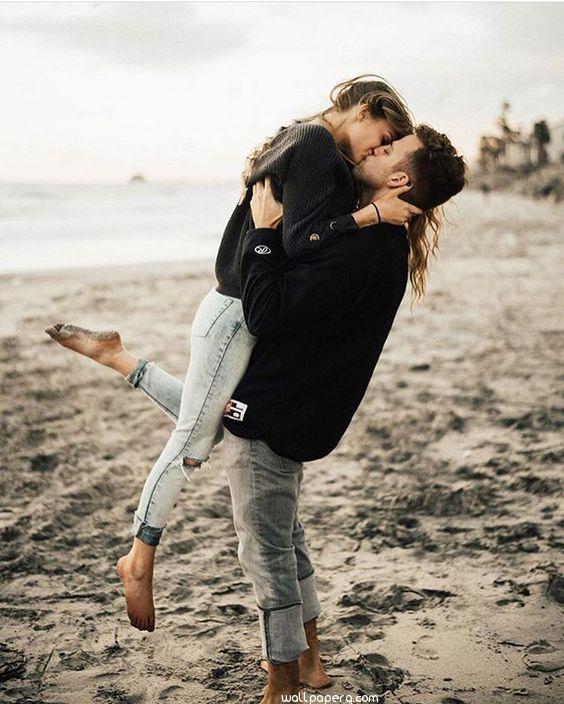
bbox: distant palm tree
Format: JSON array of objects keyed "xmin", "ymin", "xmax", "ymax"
[{"xmin": 533, "ymin": 121, "xmax": 551, "ymax": 167}]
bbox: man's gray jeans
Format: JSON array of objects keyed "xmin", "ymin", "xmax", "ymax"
[{"xmin": 221, "ymin": 428, "xmax": 321, "ymax": 664}]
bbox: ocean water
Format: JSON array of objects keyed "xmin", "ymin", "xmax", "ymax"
[{"xmin": 0, "ymin": 182, "xmax": 241, "ymax": 274}]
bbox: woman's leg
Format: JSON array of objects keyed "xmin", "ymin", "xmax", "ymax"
[
  {"xmin": 131, "ymin": 289, "xmax": 256, "ymax": 542},
  {"xmin": 47, "ymin": 288, "xmax": 257, "ymax": 631},
  {"xmin": 117, "ymin": 288, "xmax": 257, "ymax": 630},
  {"xmin": 124, "ymin": 359, "xmax": 183, "ymax": 424}
]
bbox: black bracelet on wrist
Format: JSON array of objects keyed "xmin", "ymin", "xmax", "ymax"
[{"xmin": 371, "ymin": 202, "xmax": 381, "ymax": 225}]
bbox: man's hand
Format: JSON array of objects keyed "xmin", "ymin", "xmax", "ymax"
[
  {"xmin": 250, "ymin": 176, "xmax": 283, "ymax": 229},
  {"xmin": 373, "ymin": 185, "xmax": 422, "ymax": 226}
]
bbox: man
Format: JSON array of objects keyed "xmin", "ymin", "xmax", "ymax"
[{"xmin": 221, "ymin": 124, "xmax": 466, "ymax": 704}]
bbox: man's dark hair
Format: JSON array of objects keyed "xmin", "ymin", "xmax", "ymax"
[
  {"xmin": 401, "ymin": 124, "xmax": 466, "ymax": 210},
  {"xmin": 396, "ymin": 124, "xmax": 466, "ymax": 305}
]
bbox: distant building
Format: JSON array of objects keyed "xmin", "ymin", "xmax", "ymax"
[
  {"xmin": 546, "ymin": 121, "xmax": 564, "ymax": 164},
  {"xmin": 129, "ymin": 173, "xmax": 146, "ymax": 183},
  {"xmin": 479, "ymin": 102, "xmax": 531, "ymax": 172},
  {"xmin": 478, "ymin": 103, "xmax": 563, "ymax": 172}
]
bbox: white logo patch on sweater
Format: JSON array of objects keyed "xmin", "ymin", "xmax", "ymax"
[
  {"xmin": 254, "ymin": 245, "xmax": 271, "ymax": 255},
  {"xmin": 224, "ymin": 399, "xmax": 248, "ymax": 421}
]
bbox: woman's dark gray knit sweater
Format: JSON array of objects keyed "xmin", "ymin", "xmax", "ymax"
[{"xmin": 214, "ymin": 122, "xmax": 360, "ymax": 298}]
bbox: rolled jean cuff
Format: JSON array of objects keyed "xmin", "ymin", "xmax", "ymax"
[
  {"xmin": 131, "ymin": 512, "xmax": 163, "ymax": 547},
  {"xmin": 299, "ymin": 572, "xmax": 322, "ymax": 624},
  {"xmin": 125, "ymin": 357, "xmax": 150, "ymax": 388},
  {"xmin": 258, "ymin": 602, "xmax": 309, "ymax": 664}
]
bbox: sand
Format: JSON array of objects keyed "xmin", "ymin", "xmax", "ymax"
[{"xmin": 0, "ymin": 190, "xmax": 562, "ymax": 704}]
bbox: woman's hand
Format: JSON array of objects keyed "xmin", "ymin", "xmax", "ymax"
[
  {"xmin": 373, "ymin": 185, "xmax": 422, "ymax": 226},
  {"xmin": 250, "ymin": 177, "xmax": 283, "ymax": 229}
]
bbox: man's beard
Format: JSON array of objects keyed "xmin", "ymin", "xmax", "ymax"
[
  {"xmin": 352, "ymin": 160, "xmax": 381, "ymax": 192},
  {"xmin": 351, "ymin": 159, "xmax": 384, "ymax": 207},
  {"xmin": 352, "ymin": 158, "xmax": 381, "ymax": 188},
  {"xmin": 351, "ymin": 163, "xmax": 367, "ymax": 184}
]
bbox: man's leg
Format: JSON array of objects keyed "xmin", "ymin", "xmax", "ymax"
[
  {"xmin": 258, "ymin": 467, "xmax": 332, "ymax": 689},
  {"xmin": 223, "ymin": 430, "xmax": 310, "ymax": 702},
  {"xmin": 291, "ymin": 511, "xmax": 332, "ymax": 688}
]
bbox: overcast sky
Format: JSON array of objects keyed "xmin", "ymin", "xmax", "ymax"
[{"xmin": 1, "ymin": 1, "xmax": 563, "ymax": 183}]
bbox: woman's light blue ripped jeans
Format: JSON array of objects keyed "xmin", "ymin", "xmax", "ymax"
[
  {"xmin": 125, "ymin": 285, "xmax": 322, "ymax": 663},
  {"xmin": 126, "ymin": 286, "xmax": 257, "ymax": 546}
]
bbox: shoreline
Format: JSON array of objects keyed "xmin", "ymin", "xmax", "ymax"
[{"xmin": 0, "ymin": 257, "xmax": 215, "ymax": 283}]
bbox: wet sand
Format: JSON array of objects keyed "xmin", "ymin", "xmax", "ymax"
[{"xmin": 0, "ymin": 190, "xmax": 562, "ymax": 703}]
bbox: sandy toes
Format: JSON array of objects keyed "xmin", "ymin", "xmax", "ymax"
[
  {"xmin": 116, "ymin": 555, "xmax": 156, "ymax": 632},
  {"xmin": 45, "ymin": 322, "xmax": 124, "ymax": 365}
]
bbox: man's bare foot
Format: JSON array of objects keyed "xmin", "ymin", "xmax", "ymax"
[
  {"xmin": 298, "ymin": 649, "xmax": 333, "ymax": 689},
  {"xmin": 45, "ymin": 323, "xmax": 138, "ymax": 376},
  {"xmin": 259, "ymin": 655, "xmax": 333, "ymax": 689},
  {"xmin": 259, "ymin": 660, "xmax": 301, "ymax": 704},
  {"xmin": 259, "ymin": 616, "xmax": 333, "ymax": 689},
  {"xmin": 116, "ymin": 549, "xmax": 156, "ymax": 632}
]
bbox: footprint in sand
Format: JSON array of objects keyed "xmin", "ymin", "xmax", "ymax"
[
  {"xmin": 336, "ymin": 651, "xmax": 404, "ymax": 695},
  {"xmin": 523, "ymin": 640, "xmax": 564, "ymax": 673},
  {"xmin": 412, "ymin": 634, "xmax": 439, "ymax": 661},
  {"xmin": 546, "ymin": 573, "xmax": 564, "ymax": 604},
  {"xmin": 0, "ymin": 643, "xmax": 26, "ymax": 681},
  {"xmin": 58, "ymin": 649, "xmax": 98, "ymax": 671}
]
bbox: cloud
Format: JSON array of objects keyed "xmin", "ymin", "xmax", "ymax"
[
  {"xmin": 0, "ymin": 3, "xmax": 249, "ymax": 67},
  {"xmin": 0, "ymin": 2, "xmax": 562, "ymax": 181}
]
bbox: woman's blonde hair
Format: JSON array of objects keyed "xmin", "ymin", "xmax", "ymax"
[
  {"xmin": 405, "ymin": 207, "xmax": 443, "ymax": 307},
  {"xmin": 400, "ymin": 124, "xmax": 467, "ymax": 306},
  {"xmin": 239, "ymin": 74, "xmax": 414, "ymax": 202}
]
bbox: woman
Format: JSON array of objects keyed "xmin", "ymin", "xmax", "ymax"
[{"xmin": 45, "ymin": 75, "xmax": 421, "ymax": 634}]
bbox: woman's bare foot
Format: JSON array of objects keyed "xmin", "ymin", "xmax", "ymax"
[
  {"xmin": 115, "ymin": 542, "xmax": 156, "ymax": 632},
  {"xmin": 44, "ymin": 323, "xmax": 138, "ymax": 376}
]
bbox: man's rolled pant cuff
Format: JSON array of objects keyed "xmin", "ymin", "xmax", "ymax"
[
  {"xmin": 258, "ymin": 602, "xmax": 309, "ymax": 664},
  {"xmin": 131, "ymin": 512, "xmax": 163, "ymax": 547},
  {"xmin": 299, "ymin": 572, "xmax": 322, "ymax": 623},
  {"xmin": 125, "ymin": 357, "xmax": 150, "ymax": 388}
]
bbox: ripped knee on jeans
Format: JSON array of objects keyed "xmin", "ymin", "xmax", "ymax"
[
  {"xmin": 176, "ymin": 454, "xmax": 207, "ymax": 482},
  {"xmin": 183, "ymin": 457, "xmax": 201, "ymax": 467}
]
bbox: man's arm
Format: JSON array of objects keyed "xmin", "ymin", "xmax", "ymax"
[{"xmin": 240, "ymin": 226, "xmax": 377, "ymax": 338}]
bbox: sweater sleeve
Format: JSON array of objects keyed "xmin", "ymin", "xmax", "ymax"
[
  {"xmin": 281, "ymin": 124, "xmax": 359, "ymax": 260},
  {"xmin": 240, "ymin": 227, "xmax": 378, "ymax": 338}
]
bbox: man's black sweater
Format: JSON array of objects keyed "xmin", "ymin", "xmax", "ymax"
[
  {"xmin": 214, "ymin": 122, "xmax": 360, "ymax": 298},
  {"xmin": 222, "ymin": 223, "xmax": 410, "ymax": 462}
]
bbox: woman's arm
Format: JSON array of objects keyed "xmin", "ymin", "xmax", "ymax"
[
  {"xmin": 280, "ymin": 123, "xmax": 348, "ymax": 259},
  {"xmin": 352, "ymin": 186, "xmax": 422, "ymax": 228}
]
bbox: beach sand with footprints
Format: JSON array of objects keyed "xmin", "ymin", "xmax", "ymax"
[{"xmin": 0, "ymin": 190, "xmax": 563, "ymax": 703}]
